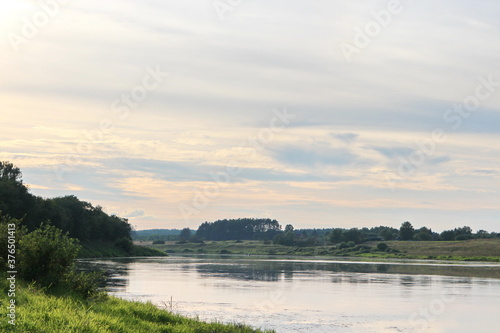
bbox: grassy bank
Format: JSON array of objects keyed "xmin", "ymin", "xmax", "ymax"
[
  {"xmin": 78, "ymin": 241, "xmax": 167, "ymax": 259},
  {"xmin": 0, "ymin": 278, "xmax": 273, "ymax": 333},
  {"xmin": 141, "ymin": 239, "xmax": 500, "ymax": 262}
]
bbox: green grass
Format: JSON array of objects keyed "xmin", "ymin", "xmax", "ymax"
[
  {"xmin": 78, "ymin": 242, "xmax": 167, "ymax": 259},
  {"xmin": 0, "ymin": 278, "xmax": 273, "ymax": 333}
]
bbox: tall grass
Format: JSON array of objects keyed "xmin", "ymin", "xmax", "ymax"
[{"xmin": 0, "ymin": 277, "xmax": 273, "ymax": 333}]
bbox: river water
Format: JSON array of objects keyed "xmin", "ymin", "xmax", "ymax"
[{"xmin": 78, "ymin": 256, "xmax": 500, "ymax": 333}]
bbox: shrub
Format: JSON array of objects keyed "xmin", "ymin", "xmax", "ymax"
[
  {"xmin": 346, "ymin": 241, "xmax": 356, "ymax": 248},
  {"xmin": 19, "ymin": 223, "xmax": 80, "ymax": 287},
  {"xmin": 114, "ymin": 237, "xmax": 133, "ymax": 254},
  {"xmin": 190, "ymin": 237, "xmax": 205, "ymax": 244},
  {"xmin": 152, "ymin": 240, "xmax": 165, "ymax": 245},
  {"xmin": 377, "ymin": 243, "xmax": 389, "ymax": 251},
  {"xmin": 220, "ymin": 249, "xmax": 232, "ymax": 254},
  {"xmin": 64, "ymin": 270, "xmax": 105, "ymax": 299},
  {"xmin": 337, "ymin": 242, "xmax": 348, "ymax": 249}
]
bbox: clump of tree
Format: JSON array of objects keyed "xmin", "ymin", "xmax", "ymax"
[
  {"xmin": 400, "ymin": 222, "xmax": 491, "ymax": 242},
  {"xmin": 272, "ymin": 224, "xmax": 322, "ymax": 247},
  {"xmin": 440, "ymin": 226, "xmax": 474, "ymax": 241},
  {"xmin": 0, "ymin": 162, "xmax": 132, "ymax": 244},
  {"xmin": 196, "ymin": 218, "xmax": 281, "ymax": 241}
]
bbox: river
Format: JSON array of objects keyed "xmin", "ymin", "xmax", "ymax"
[{"xmin": 78, "ymin": 256, "xmax": 500, "ymax": 332}]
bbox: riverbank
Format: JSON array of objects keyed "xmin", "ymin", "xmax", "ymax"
[
  {"xmin": 140, "ymin": 238, "xmax": 500, "ymax": 262},
  {"xmin": 0, "ymin": 278, "xmax": 274, "ymax": 333}
]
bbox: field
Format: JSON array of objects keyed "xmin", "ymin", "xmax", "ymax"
[
  {"xmin": 139, "ymin": 239, "xmax": 500, "ymax": 262},
  {"xmin": 383, "ymin": 238, "xmax": 500, "ymax": 258}
]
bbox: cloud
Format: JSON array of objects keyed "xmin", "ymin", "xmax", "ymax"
[
  {"xmin": 370, "ymin": 146, "xmax": 415, "ymax": 159},
  {"xmin": 331, "ymin": 132, "xmax": 359, "ymax": 144},
  {"xmin": 270, "ymin": 142, "xmax": 358, "ymax": 167},
  {"xmin": 124, "ymin": 209, "xmax": 147, "ymax": 218},
  {"xmin": 2, "ymin": 0, "xmax": 500, "ymax": 231}
]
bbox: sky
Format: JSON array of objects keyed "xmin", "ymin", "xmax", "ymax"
[{"xmin": 1, "ymin": 0, "xmax": 499, "ymax": 232}]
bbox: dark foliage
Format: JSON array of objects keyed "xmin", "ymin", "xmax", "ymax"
[
  {"xmin": 196, "ymin": 218, "xmax": 282, "ymax": 241},
  {"xmin": 0, "ymin": 162, "xmax": 132, "ymax": 243}
]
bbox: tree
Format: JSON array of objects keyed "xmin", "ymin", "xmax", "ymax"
[
  {"xmin": 284, "ymin": 224, "xmax": 294, "ymax": 233},
  {"xmin": 440, "ymin": 229, "xmax": 455, "ymax": 241},
  {"xmin": 414, "ymin": 226, "xmax": 432, "ymax": 241},
  {"xmin": 0, "ymin": 161, "xmax": 22, "ymax": 183},
  {"xmin": 196, "ymin": 218, "xmax": 282, "ymax": 241},
  {"xmin": 329, "ymin": 228, "xmax": 343, "ymax": 243},
  {"xmin": 380, "ymin": 229, "xmax": 397, "ymax": 241},
  {"xmin": 399, "ymin": 221, "xmax": 414, "ymax": 241},
  {"xmin": 476, "ymin": 230, "xmax": 490, "ymax": 239},
  {"xmin": 179, "ymin": 227, "xmax": 192, "ymax": 241},
  {"xmin": 342, "ymin": 228, "xmax": 362, "ymax": 244}
]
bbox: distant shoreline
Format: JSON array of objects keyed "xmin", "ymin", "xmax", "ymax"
[{"xmin": 139, "ymin": 238, "xmax": 500, "ymax": 263}]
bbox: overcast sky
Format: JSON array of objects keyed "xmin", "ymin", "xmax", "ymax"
[{"xmin": 1, "ymin": 0, "xmax": 499, "ymax": 231}]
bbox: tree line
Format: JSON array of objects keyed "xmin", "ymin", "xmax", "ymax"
[
  {"xmin": 164, "ymin": 216, "xmax": 499, "ymax": 247},
  {"xmin": 0, "ymin": 162, "xmax": 132, "ymax": 244},
  {"xmin": 195, "ymin": 218, "xmax": 282, "ymax": 241}
]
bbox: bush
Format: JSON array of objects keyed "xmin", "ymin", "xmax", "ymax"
[
  {"xmin": 346, "ymin": 241, "xmax": 356, "ymax": 248},
  {"xmin": 337, "ymin": 242, "xmax": 348, "ymax": 249},
  {"xmin": 220, "ymin": 249, "xmax": 232, "ymax": 254},
  {"xmin": 152, "ymin": 240, "xmax": 165, "ymax": 245},
  {"xmin": 64, "ymin": 270, "xmax": 104, "ymax": 299},
  {"xmin": 114, "ymin": 237, "xmax": 133, "ymax": 254},
  {"xmin": 19, "ymin": 223, "xmax": 80, "ymax": 287},
  {"xmin": 377, "ymin": 243, "xmax": 389, "ymax": 251}
]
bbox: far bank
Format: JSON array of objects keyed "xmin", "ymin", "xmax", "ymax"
[{"xmin": 139, "ymin": 238, "xmax": 500, "ymax": 262}]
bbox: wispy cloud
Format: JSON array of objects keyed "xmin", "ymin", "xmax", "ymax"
[{"xmin": 1, "ymin": 0, "xmax": 500, "ymax": 230}]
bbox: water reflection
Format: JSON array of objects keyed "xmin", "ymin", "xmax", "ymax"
[
  {"xmin": 77, "ymin": 259, "xmax": 131, "ymax": 291},
  {"xmin": 77, "ymin": 256, "xmax": 500, "ymax": 333},
  {"xmin": 78, "ymin": 256, "xmax": 500, "ymax": 289}
]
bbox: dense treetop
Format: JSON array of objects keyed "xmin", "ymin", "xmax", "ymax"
[{"xmin": 0, "ymin": 161, "xmax": 131, "ymax": 242}]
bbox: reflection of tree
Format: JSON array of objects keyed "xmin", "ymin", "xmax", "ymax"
[
  {"xmin": 400, "ymin": 276, "xmax": 415, "ymax": 286},
  {"xmin": 76, "ymin": 259, "xmax": 132, "ymax": 291},
  {"xmin": 195, "ymin": 263, "xmax": 282, "ymax": 282},
  {"xmin": 376, "ymin": 264, "xmax": 389, "ymax": 273}
]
